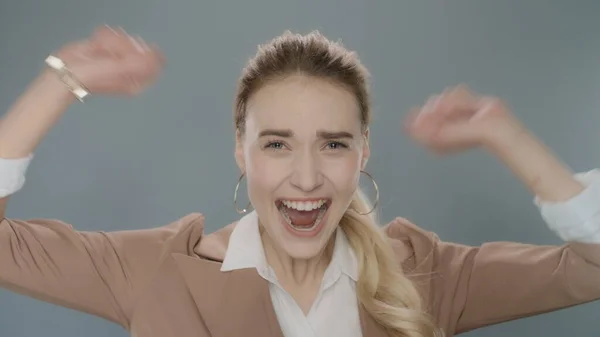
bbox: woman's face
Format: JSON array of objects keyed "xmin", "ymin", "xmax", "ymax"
[{"xmin": 235, "ymin": 75, "xmax": 369, "ymax": 260}]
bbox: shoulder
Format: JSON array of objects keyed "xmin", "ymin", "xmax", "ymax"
[
  {"xmin": 382, "ymin": 216, "xmax": 480, "ymax": 275},
  {"xmin": 124, "ymin": 212, "xmax": 206, "ymax": 242},
  {"xmin": 101, "ymin": 212, "xmax": 207, "ymax": 257},
  {"xmin": 156, "ymin": 212, "xmax": 234, "ymax": 262},
  {"xmin": 382, "ymin": 217, "xmax": 442, "ymax": 271},
  {"xmin": 383, "ymin": 216, "xmax": 441, "ymax": 250},
  {"xmin": 166, "ymin": 212, "xmax": 206, "ymax": 237},
  {"xmin": 383, "ymin": 216, "xmax": 439, "ymax": 242},
  {"xmin": 159, "ymin": 212, "xmax": 207, "ymax": 251}
]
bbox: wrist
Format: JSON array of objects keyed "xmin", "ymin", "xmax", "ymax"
[
  {"xmin": 34, "ymin": 69, "xmax": 78, "ymax": 106},
  {"xmin": 482, "ymin": 116, "xmax": 529, "ymax": 156},
  {"xmin": 481, "ymin": 118, "xmax": 583, "ymax": 201},
  {"xmin": 0, "ymin": 69, "xmax": 78, "ymax": 159}
]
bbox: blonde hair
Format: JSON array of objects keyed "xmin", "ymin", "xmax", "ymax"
[{"xmin": 234, "ymin": 31, "xmax": 439, "ymax": 337}]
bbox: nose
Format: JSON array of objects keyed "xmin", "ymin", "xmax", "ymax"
[{"xmin": 289, "ymin": 150, "xmax": 324, "ymax": 192}]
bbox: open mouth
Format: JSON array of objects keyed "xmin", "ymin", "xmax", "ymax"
[{"xmin": 276, "ymin": 199, "xmax": 331, "ymax": 232}]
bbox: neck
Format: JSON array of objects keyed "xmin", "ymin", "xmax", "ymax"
[{"xmin": 260, "ymin": 227, "xmax": 336, "ymax": 287}]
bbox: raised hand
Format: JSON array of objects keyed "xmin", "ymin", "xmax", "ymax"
[
  {"xmin": 51, "ymin": 25, "xmax": 165, "ymax": 96},
  {"xmin": 404, "ymin": 85, "xmax": 525, "ymax": 154},
  {"xmin": 0, "ymin": 26, "xmax": 166, "ymax": 160}
]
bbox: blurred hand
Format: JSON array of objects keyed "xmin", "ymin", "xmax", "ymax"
[
  {"xmin": 404, "ymin": 85, "xmax": 525, "ymax": 154},
  {"xmin": 52, "ymin": 25, "xmax": 165, "ymax": 96}
]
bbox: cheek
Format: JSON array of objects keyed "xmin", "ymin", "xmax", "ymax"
[
  {"xmin": 322, "ymin": 153, "xmax": 362, "ymax": 195},
  {"xmin": 245, "ymin": 149, "xmax": 288, "ymax": 201}
]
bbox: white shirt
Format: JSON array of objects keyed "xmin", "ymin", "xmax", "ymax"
[
  {"xmin": 221, "ymin": 211, "xmax": 362, "ymax": 337},
  {"xmin": 2, "ymin": 156, "xmax": 600, "ymax": 337}
]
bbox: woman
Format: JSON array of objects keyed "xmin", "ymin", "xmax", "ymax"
[{"xmin": 0, "ymin": 25, "xmax": 598, "ymax": 337}]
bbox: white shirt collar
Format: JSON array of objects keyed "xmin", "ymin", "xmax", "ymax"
[{"xmin": 221, "ymin": 210, "xmax": 359, "ymax": 282}]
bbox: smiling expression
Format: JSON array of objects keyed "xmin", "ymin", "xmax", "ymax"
[{"xmin": 235, "ymin": 74, "xmax": 370, "ymax": 260}]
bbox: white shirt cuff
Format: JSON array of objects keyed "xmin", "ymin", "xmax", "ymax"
[
  {"xmin": 535, "ymin": 169, "xmax": 600, "ymax": 243},
  {"xmin": 0, "ymin": 154, "xmax": 33, "ymax": 198}
]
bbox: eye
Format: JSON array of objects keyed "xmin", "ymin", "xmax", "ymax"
[
  {"xmin": 264, "ymin": 141, "xmax": 286, "ymax": 150},
  {"xmin": 325, "ymin": 141, "xmax": 348, "ymax": 150}
]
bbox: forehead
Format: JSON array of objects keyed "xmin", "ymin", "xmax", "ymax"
[{"xmin": 245, "ymin": 76, "xmax": 362, "ymax": 136}]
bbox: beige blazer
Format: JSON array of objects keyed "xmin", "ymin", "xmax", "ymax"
[{"xmin": 1, "ymin": 213, "xmax": 599, "ymax": 336}]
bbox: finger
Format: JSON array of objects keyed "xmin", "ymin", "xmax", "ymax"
[
  {"xmin": 421, "ymin": 95, "xmax": 441, "ymax": 115},
  {"xmin": 126, "ymin": 35, "xmax": 148, "ymax": 53},
  {"xmin": 473, "ymin": 96, "xmax": 508, "ymax": 121},
  {"xmin": 436, "ymin": 84, "xmax": 478, "ymax": 115},
  {"xmin": 92, "ymin": 25, "xmax": 139, "ymax": 57},
  {"xmin": 406, "ymin": 108, "xmax": 444, "ymax": 145},
  {"xmin": 402, "ymin": 107, "xmax": 419, "ymax": 132},
  {"xmin": 92, "ymin": 25, "xmax": 123, "ymax": 45},
  {"xmin": 441, "ymin": 103, "xmax": 476, "ymax": 123},
  {"xmin": 113, "ymin": 53, "xmax": 164, "ymax": 91},
  {"xmin": 435, "ymin": 119, "xmax": 481, "ymax": 145},
  {"xmin": 411, "ymin": 95, "xmax": 443, "ymax": 126},
  {"xmin": 439, "ymin": 84, "xmax": 477, "ymax": 106},
  {"xmin": 133, "ymin": 35, "xmax": 152, "ymax": 52},
  {"xmin": 448, "ymin": 84, "xmax": 477, "ymax": 103}
]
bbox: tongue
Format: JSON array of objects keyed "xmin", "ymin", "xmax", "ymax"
[{"xmin": 285, "ymin": 207, "xmax": 321, "ymax": 227}]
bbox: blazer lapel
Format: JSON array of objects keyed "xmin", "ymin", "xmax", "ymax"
[
  {"xmin": 172, "ymin": 253, "xmax": 284, "ymax": 337},
  {"xmin": 166, "ymin": 215, "xmax": 390, "ymax": 337}
]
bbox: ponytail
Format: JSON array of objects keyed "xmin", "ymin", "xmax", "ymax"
[{"xmin": 339, "ymin": 189, "xmax": 440, "ymax": 337}]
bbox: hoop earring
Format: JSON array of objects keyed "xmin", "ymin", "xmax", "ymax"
[
  {"xmin": 357, "ymin": 170, "xmax": 379, "ymax": 215},
  {"xmin": 233, "ymin": 173, "xmax": 252, "ymax": 214}
]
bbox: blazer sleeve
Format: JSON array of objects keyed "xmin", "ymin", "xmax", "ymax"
[
  {"xmin": 0, "ymin": 212, "xmax": 205, "ymax": 329},
  {"xmin": 386, "ymin": 218, "xmax": 600, "ymax": 335}
]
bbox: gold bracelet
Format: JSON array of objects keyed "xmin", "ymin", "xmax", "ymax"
[{"xmin": 44, "ymin": 55, "xmax": 90, "ymax": 102}]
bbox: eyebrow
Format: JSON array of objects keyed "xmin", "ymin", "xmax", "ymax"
[
  {"xmin": 258, "ymin": 129, "xmax": 354, "ymax": 139},
  {"xmin": 317, "ymin": 131, "xmax": 354, "ymax": 140},
  {"xmin": 258, "ymin": 129, "xmax": 293, "ymax": 138}
]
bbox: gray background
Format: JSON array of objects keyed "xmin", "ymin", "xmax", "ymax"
[{"xmin": 0, "ymin": 0, "xmax": 598, "ymax": 336}]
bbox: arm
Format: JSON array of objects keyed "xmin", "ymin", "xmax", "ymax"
[
  {"xmin": 0, "ymin": 24, "xmax": 163, "ymax": 212},
  {"xmin": 0, "ymin": 68, "xmax": 75, "ymax": 217},
  {"xmin": 430, "ymin": 224, "xmax": 600, "ymax": 334},
  {"xmin": 0, "ymin": 26, "xmax": 167, "ymax": 327},
  {"xmin": 447, "ymin": 107, "xmax": 600, "ymax": 333},
  {"xmin": 390, "ymin": 181, "xmax": 600, "ymax": 335},
  {"xmin": 0, "ymin": 214, "xmax": 204, "ymax": 328},
  {"xmin": 487, "ymin": 125, "xmax": 600, "ymax": 243},
  {"xmin": 402, "ymin": 86, "xmax": 600, "ymax": 333},
  {"xmin": 0, "ymin": 70, "xmax": 74, "ymax": 161}
]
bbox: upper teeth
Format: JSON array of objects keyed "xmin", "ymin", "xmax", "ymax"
[{"xmin": 282, "ymin": 199, "xmax": 326, "ymax": 211}]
